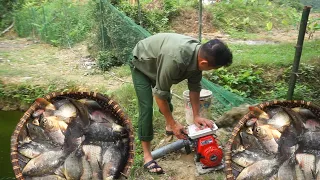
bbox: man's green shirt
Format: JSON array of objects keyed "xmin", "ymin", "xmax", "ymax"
[{"xmin": 132, "ymin": 33, "xmax": 202, "ymax": 100}]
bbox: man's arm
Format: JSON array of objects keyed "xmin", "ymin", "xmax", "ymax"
[
  {"xmin": 189, "ymin": 91, "xmax": 214, "ymax": 129},
  {"xmin": 153, "ymin": 54, "xmax": 187, "ymax": 139},
  {"xmin": 154, "ymin": 96, "xmax": 187, "ymax": 139}
]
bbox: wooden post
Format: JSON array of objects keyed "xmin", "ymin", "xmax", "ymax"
[{"xmin": 287, "ymin": 6, "xmax": 312, "ymax": 100}]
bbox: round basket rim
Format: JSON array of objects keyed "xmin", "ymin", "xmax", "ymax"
[
  {"xmin": 224, "ymin": 100, "xmax": 320, "ymax": 180},
  {"xmin": 10, "ymin": 91, "xmax": 135, "ymax": 180}
]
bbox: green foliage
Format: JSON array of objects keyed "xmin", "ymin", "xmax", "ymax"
[
  {"xmin": 207, "ymin": 0, "xmax": 299, "ymax": 33},
  {"xmin": 117, "ymin": 0, "xmax": 179, "ymax": 33},
  {"xmin": 229, "ymin": 40, "xmax": 320, "ymax": 66},
  {"xmin": 97, "ymin": 50, "xmax": 127, "ymax": 71},
  {"xmin": 307, "ymin": 17, "xmax": 320, "ymax": 39},
  {"xmin": 206, "ymin": 66, "xmax": 263, "ymax": 97},
  {"xmin": 0, "ymin": 80, "xmax": 79, "ymax": 104},
  {"xmin": 14, "ymin": 0, "xmax": 94, "ymax": 47},
  {"xmin": 89, "ymin": 0, "xmax": 150, "ymax": 71}
]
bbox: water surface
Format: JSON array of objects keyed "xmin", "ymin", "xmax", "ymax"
[{"xmin": 0, "ymin": 111, "xmax": 23, "ymax": 179}]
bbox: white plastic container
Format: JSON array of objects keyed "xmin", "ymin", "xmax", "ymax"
[
  {"xmin": 183, "ymin": 89, "xmax": 213, "ymax": 125},
  {"xmin": 187, "ymin": 123, "xmax": 218, "ymax": 139}
]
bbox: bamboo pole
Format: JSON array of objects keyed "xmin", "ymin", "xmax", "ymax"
[
  {"xmin": 287, "ymin": 6, "xmax": 312, "ymax": 100},
  {"xmin": 198, "ymin": 0, "xmax": 203, "ymax": 42}
]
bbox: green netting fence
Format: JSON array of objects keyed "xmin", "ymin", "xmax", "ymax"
[
  {"xmin": 95, "ymin": 0, "xmax": 258, "ymax": 116},
  {"xmin": 14, "ymin": 0, "xmax": 94, "ymax": 47}
]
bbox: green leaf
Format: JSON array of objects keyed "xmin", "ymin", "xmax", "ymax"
[{"xmin": 266, "ymin": 22, "xmax": 273, "ymax": 31}]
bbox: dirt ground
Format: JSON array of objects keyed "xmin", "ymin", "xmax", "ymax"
[{"xmin": 0, "ymin": 14, "xmax": 319, "ymax": 179}]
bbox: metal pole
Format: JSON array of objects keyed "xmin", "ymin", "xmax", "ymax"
[
  {"xmin": 137, "ymin": 0, "xmax": 142, "ymax": 27},
  {"xmin": 100, "ymin": 0, "xmax": 105, "ymax": 50},
  {"xmin": 198, "ymin": 0, "xmax": 203, "ymax": 42},
  {"xmin": 287, "ymin": 6, "xmax": 312, "ymax": 100}
]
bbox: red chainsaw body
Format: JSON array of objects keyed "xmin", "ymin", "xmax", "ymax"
[{"xmin": 196, "ymin": 135, "xmax": 223, "ymax": 167}]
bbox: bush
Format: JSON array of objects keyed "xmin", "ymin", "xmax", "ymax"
[{"xmin": 207, "ymin": 0, "xmax": 299, "ymax": 33}]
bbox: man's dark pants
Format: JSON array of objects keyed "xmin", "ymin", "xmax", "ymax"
[{"xmin": 130, "ymin": 64, "xmax": 173, "ymax": 142}]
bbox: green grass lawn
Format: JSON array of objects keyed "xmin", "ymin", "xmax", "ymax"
[{"xmin": 229, "ymin": 39, "xmax": 320, "ymax": 66}]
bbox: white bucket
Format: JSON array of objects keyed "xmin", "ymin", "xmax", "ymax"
[{"xmin": 183, "ymin": 89, "xmax": 213, "ymax": 125}]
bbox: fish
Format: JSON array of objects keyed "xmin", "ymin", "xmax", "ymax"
[
  {"xmin": 78, "ymin": 98, "xmax": 103, "ymax": 112},
  {"xmin": 25, "ymin": 175, "xmax": 66, "ymax": 180},
  {"xmin": 40, "ymin": 116, "xmax": 65, "ymax": 145},
  {"xmin": 68, "ymin": 98, "xmax": 90, "ymax": 128},
  {"xmin": 81, "ymin": 155, "xmax": 93, "ymax": 180},
  {"xmin": 32, "ymin": 118, "xmax": 40, "ymax": 126},
  {"xmin": 232, "ymin": 149, "xmax": 272, "ymax": 167},
  {"xmin": 295, "ymin": 164, "xmax": 305, "ymax": 180},
  {"xmin": 18, "ymin": 153, "xmax": 30, "ymax": 170},
  {"xmin": 18, "ymin": 126, "xmax": 30, "ymax": 144},
  {"xmin": 236, "ymin": 158, "xmax": 280, "ymax": 180},
  {"xmin": 304, "ymin": 119, "xmax": 320, "ymax": 131},
  {"xmin": 253, "ymin": 125, "xmax": 279, "ymax": 153},
  {"xmin": 232, "ymin": 133, "xmax": 244, "ymax": 153},
  {"xmin": 35, "ymin": 98, "xmax": 56, "ymax": 116},
  {"xmin": 26, "ymin": 123, "xmax": 50, "ymax": 141},
  {"xmin": 82, "ymin": 144, "xmax": 102, "ymax": 180},
  {"xmin": 22, "ymin": 150, "xmax": 66, "ymax": 176},
  {"xmin": 63, "ymin": 151, "xmax": 82, "ymax": 180},
  {"xmin": 278, "ymin": 125, "xmax": 299, "ymax": 159},
  {"xmin": 63, "ymin": 119, "xmax": 85, "ymax": 153},
  {"xmin": 239, "ymin": 131, "xmax": 265, "ymax": 152},
  {"xmin": 18, "ymin": 141, "xmax": 56, "ymax": 159},
  {"xmin": 295, "ymin": 153, "xmax": 316, "ymax": 180},
  {"xmin": 102, "ymin": 143, "xmax": 123, "ymax": 179},
  {"xmin": 298, "ymin": 131, "xmax": 320, "ymax": 150},
  {"xmin": 245, "ymin": 127, "xmax": 253, "ymax": 135},
  {"xmin": 249, "ymin": 106, "xmax": 270, "ymax": 120},
  {"xmin": 53, "ymin": 99, "xmax": 77, "ymax": 120},
  {"xmin": 292, "ymin": 107, "xmax": 317, "ymax": 119},
  {"xmin": 277, "ymin": 158, "xmax": 295, "ymax": 180},
  {"xmin": 316, "ymin": 156, "xmax": 320, "ymax": 180},
  {"xmin": 232, "ymin": 162, "xmax": 244, "ymax": 178},
  {"xmin": 32, "ymin": 109, "xmax": 44, "ymax": 118},
  {"xmin": 246, "ymin": 118, "xmax": 257, "ymax": 127},
  {"xmin": 282, "ymin": 108, "xmax": 306, "ymax": 134},
  {"xmin": 85, "ymin": 121, "xmax": 127, "ymax": 142},
  {"xmin": 267, "ymin": 109, "xmax": 291, "ymax": 132}
]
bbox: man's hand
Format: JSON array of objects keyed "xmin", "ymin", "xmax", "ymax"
[
  {"xmin": 170, "ymin": 121, "xmax": 188, "ymax": 139},
  {"xmin": 194, "ymin": 116, "xmax": 214, "ymax": 129}
]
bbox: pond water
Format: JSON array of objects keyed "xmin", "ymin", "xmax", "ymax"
[{"xmin": 0, "ymin": 111, "xmax": 23, "ymax": 179}]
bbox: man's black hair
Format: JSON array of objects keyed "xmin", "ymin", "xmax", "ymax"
[{"xmin": 199, "ymin": 39, "xmax": 233, "ymax": 67}]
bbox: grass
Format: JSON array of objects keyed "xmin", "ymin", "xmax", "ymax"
[{"xmin": 229, "ymin": 39, "xmax": 320, "ymax": 66}]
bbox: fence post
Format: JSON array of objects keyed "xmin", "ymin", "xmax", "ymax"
[
  {"xmin": 198, "ymin": 0, "xmax": 202, "ymax": 42},
  {"xmin": 287, "ymin": 6, "xmax": 312, "ymax": 100}
]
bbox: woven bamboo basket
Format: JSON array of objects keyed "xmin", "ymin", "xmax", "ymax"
[
  {"xmin": 224, "ymin": 100, "xmax": 320, "ymax": 180},
  {"xmin": 10, "ymin": 91, "xmax": 135, "ymax": 180}
]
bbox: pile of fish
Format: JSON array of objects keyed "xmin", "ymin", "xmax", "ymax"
[
  {"xmin": 17, "ymin": 97, "xmax": 129, "ymax": 180},
  {"xmin": 231, "ymin": 105, "xmax": 320, "ymax": 180}
]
